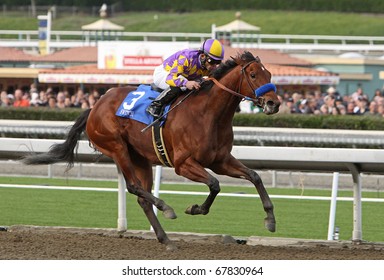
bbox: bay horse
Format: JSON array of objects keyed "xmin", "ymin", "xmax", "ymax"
[{"xmin": 23, "ymin": 51, "xmax": 280, "ymax": 250}]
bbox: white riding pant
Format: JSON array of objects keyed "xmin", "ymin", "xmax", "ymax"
[{"xmin": 153, "ymin": 64, "xmax": 187, "ymax": 91}]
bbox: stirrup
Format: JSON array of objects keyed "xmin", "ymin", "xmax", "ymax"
[{"xmin": 146, "ymin": 104, "xmax": 162, "ymax": 118}]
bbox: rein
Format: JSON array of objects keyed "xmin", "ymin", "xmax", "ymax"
[
  {"xmin": 208, "ymin": 59, "xmax": 276, "ymax": 108},
  {"xmin": 207, "ymin": 77, "xmax": 258, "ymax": 103}
]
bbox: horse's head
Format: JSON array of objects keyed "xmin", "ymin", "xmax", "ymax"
[{"xmin": 230, "ymin": 51, "xmax": 280, "ymax": 114}]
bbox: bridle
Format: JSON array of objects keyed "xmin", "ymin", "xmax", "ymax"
[{"xmin": 207, "ymin": 59, "xmax": 276, "ymax": 108}]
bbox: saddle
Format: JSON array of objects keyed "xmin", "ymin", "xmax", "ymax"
[{"xmin": 150, "ymin": 83, "xmax": 163, "ymax": 93}]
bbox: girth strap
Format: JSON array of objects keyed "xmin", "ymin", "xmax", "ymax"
[{"xmin": 151, "ymin": 124, "xmax": 174, "ymax": 168}]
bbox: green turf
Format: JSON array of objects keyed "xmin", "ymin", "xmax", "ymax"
[
  {"xmin": 0, "ymin": 176, "xmax": 383, "ymax": 242},
  {"xmin": 0, "ymin": 175, "xmax": 382, "ymax": 198}
]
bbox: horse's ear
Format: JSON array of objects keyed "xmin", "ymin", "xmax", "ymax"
[
  {"xmin": 242, "ymin": 51, "xmax": 255, "ymax": 61},
  {"xmin": 231, "ymin": 54, "xmax": 241, "ymax": 64}
]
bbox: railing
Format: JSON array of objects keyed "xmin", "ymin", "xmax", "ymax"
[
  {"xmin": 0, "ymin": 30, "xmax": 210, "ymax": 45},
  {"xmin": 1, "ymin": 119, "xmax": 384, "ymax": 147},
  {"xmin": 1, "ymin": 30, "xmax": 384, "ymax": 54}
]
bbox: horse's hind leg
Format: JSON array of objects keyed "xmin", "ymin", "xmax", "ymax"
[
  {"xmin": 106, "ymin": 145, "xmax": 176, "ymax": 247},
  {"xmin": 107, "ymin": 144, "xmax": 176, "ymax": 220},
  {"xmin": 137, "ymin": 197, "xmax": 176, "ymax": 250},
  {"xmin": 130, "ymin": 158, "xmax": 177, "ymax": 250},
  {"xmin": 127, "ymin": 158, "xmax": 176, "ymax": 247},
  {"xmin": 211, "ymin": 155, "xmax": 276, "ymax": 233}
]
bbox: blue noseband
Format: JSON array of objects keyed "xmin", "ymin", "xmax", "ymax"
[{"xmin": 254, "ymin": 83, "xmax": 277, "ymax": 98}]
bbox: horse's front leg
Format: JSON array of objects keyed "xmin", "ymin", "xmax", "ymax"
[
  {"xmin": 211, "ymin": 155, "xmax": 276, "ymax": 233},
  {"xmin": 176, "ymin": 158, "xmax": 220, "ymax": 215}
]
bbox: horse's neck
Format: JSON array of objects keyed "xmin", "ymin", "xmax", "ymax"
[
  {"xmin": 205, "ymin": 76, "xmax": 241, "ymax": 124},
  {"xmin": 198, "ymin": 86, "xmax": 240, "ymax": 127}
]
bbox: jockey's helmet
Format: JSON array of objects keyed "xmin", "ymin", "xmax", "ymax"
[{"xmin": 200, "ymin": 39, "xmax": 225, "ymax": 61}]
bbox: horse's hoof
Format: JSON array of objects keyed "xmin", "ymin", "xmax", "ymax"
[
  {"xmin": 163, "ymin": 209, "xmax": 177, "ymax": 219},
  {"xmin": 264, "ymin": 218, "xmax": 276, "ymax": 232},
  {"xmin": 185, "ymin": 204, "xmax": 199, "ymax": 215},
  {"xmin": 185, "ymin": 204, "xmax": 209, "ymax": 215},
  {"xmin": 166, "ymin": 243, "xmax": 178, "ymax": 251},
  {"xmin": 185, "ymin": 204, "xmax": 195, "ymax": 215}
]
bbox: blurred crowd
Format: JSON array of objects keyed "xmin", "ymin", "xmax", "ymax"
[
  {"xmin": 1, "ymin": 84, "xmax": 384, "ymax": 117},
  {"xmin": 239, "ymin": 86, "xmax": 384, "ymax": 117},
  {"xmin": 0, "ymin": 84, "xmax": 101, "ymax": 109}
]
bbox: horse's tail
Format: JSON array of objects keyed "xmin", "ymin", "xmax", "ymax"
[{"xmin": 22, "ymin": 109, "xmax": 91, "ymax": 169}]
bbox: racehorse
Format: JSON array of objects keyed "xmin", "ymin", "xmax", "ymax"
[{"xmin": 23, "ymin": 51, "xmax": 280, "ymax": 250}]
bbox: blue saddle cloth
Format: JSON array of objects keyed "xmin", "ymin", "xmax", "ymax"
[{"xmin": 115, "ymin": 84, "xmax": 170, "ymax": 125}]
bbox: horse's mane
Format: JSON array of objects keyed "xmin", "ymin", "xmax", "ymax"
[
  {"xmin": 200, "ymin": 51, "xmax": 259, "ymax": 91},
  {"xmin": 212, "ymin": 51, "xmax": 259, "ymax": 80}
]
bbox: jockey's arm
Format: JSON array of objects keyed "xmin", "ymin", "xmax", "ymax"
[{"xmin": 165, "ymin": 56, "xmax": 191, "ymax": 88}]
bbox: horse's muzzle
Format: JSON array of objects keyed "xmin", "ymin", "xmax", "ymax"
[{"xmin": 263, "ymin": 100, "xmax": 280, "ymax": 115}]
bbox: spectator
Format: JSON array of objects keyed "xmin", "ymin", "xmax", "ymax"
[
  {"xmin": 1, "ymin": 91, "xmax": 11, "ymax": 107},
  {"xmin": 351, "ymin": 87, "xmax": 368, "ymax": 102},
  {"xmin": 56, "ymin": 92, "xmax": 66, "ymax": 109},
  {"xmin": 91, "ymin": 89, "xmax": 101, "ymax": 101},
  {"xmin": 88, "ymin": 93, "xmax": 97, "ymax": 108},
  {"xmin": 332, "ymin": 104, "xmax": 347, "ymax": 115},
  {"xmin": 72, "ymin": 88, "xmax": 85, "ymax": 108},
  {"xmin": 277, "ymin": 96, "xmax": 292, "ymax": 114},
  {"xmin": 331, "ymin": 95, "xmax": 345, "ymax": 114},
  {"xmin": 354, "ymin": 96, "xmax": 369, "ymax": 115},
  {"xmin": 377, "ymin": 102, "xmax": 384, "ymax": 117},
  {"xmin": 346, "ymin": 100, "xmax": 356, "ymax": 115},
  {"xmin": 29, "ymin": 92, "xmax": 40, "ymax": 107},
  {"xmin": 70, "ymin": 94, "xmax": 77, "ymax": 106},
  {"xmin": 7, "ymin": 94, "xmax": 14, "ymax": 106},
  {"xmin": 291, "ymin": 92, "xmax": 302, "ymax": 113},
  {"xmin": 298, "ymin": 99, "xmax": 308, "ymax": 114},
  {"xmin": 323, "ymin": 95, "xmax": 335, "ymax": 114},
  {"xmin": 286, "ymin": 97, "xmax": 296, "ymax": 113},
  {"xmin": 376, "ymin": 96, "xmax": 384, "ymax": 112},
  {"xmin": 318, "ymin": 104, "xmax": 329, "ymax": 115},
  {"xmin": 302, "ymin": 98, "xmax": 318, "ymax": 114},
  {"xmin": 373, "ymin": 89, "xmax": 383, "ymax": 103},
  {"xmin": 29, "ymin": 83, "xmax": 38, "ymax": 95},
  {"xmin": 366, "ymin": 100, "xmax": 378, "ymax": 116},
  {"xmin": 326, "ymin": 86, "xmax": 337, "ymax": 97},
  {"xmin": 313, "ymin": 90, "xmax": 324, "ymax": 110},
  {"xmin": 48, "ymin": 96, "xmax": 57, "ymax": 109},
  {"xmin": 37, "ymin": 90, "xmax": 48, "ymax": 106},
  {"xmin": 13, "ymin": 89, "xmax": 30, "ymax": 107},
  {"xmin": 282, "ymin": 91, "xmax": 290, "ymax": 101},
  {"xmin": 81, "ymin": 99, "xmax": 90, "ymax": 109},
  {"xmin": 334, "ymin": 95, "xmax": 344, "ymax": 106},
  {"xmin": 64, "ymin": 97, "xmax": 73, "ymax": 108},
  {"xmin": 1, "ymin": 91, "xmax": 7, "ymax": 104}
]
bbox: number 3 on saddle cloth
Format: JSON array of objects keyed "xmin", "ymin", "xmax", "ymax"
[
  {"xmin": 115, "ymin": 84, "xmax": 173, "ymax": 167},
  {"xmin": 115, "ymin": 84, "xmax": 170, "ymax": 125}
]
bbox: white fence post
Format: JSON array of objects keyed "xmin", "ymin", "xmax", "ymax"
[
  {"xmin": 347, "ymin": 164, "xmax": 363, "ymax": 241},
  {"xmin": 116, "ymin": 167, "xmax": 127, "ymax": 231},
  {"xmin": 327, "ymin": 172, "xmax": 339, "ymax": 240},
  {"xmin": 150, "ymin": 165, "xmax": 162, "ymax": 231}
]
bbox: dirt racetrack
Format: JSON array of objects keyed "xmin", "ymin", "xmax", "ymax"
[{"xmin": 0, "ymin": 226, "xmax": 383, "ymax": 260}]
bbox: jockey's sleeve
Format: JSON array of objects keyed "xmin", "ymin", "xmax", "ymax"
[{"xmin": 165, "ymin": 56, "xmax": 189, "ymax": 87}]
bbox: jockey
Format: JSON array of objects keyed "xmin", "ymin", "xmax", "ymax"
[{"xmin": 146, "ymin": 38, "xmax": 225, "ymax": 118}]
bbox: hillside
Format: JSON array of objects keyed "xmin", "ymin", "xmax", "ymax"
[{"xmin": 1, "ymin": 10, "xmax": 383, "ymax": 36}]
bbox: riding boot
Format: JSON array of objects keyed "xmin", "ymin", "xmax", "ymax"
[{"xmin": 146, "ymin": 87, "xmax": 180, "ymax": 118}]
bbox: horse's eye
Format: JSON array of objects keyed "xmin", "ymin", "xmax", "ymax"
[{"xmin": 250, "ymin": 72, "xmax": 256, "ymax": 78}]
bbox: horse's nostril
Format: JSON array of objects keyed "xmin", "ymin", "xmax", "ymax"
[{"xmin": 266, "ymin": 100, "xmax": 275, "ymax": 107}]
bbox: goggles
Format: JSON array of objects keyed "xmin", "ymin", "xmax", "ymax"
[{"xmin": 206, "ymin": 57, "xmax": 221, "ymax": 65}]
